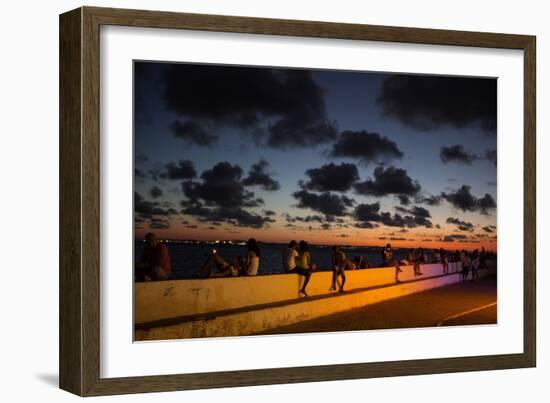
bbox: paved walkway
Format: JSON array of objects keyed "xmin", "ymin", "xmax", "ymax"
[{"xmin": 258, "ymin": 275, "xmax": 497, "ymax": 335}]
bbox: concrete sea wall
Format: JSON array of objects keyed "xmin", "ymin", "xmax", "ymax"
[{"xmin": 135, "ymin": 261, "xmax": 473, "ymax": 325}]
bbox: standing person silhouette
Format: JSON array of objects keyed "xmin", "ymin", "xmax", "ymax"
[
  {"xmin": 461, "ymin": 251, "xmax": 472, "ymax": 282},
  {"xmin": 330, "ymin": 245, "xmax": 347, "ymax": 292}
]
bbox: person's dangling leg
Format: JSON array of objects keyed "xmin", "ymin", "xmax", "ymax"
[
  {"xmin": 339, "ymin": 269, "xmax": 346, "ymax": 292},
  {"xmin": 299, "ymin": 268, "xmax": 312, "ymax": 297},
  {"xmin": 330, "ymin": 267, "xmax": 338, "ymax": 290}
]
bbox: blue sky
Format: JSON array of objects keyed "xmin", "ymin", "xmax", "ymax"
[{"xmin": 134, "ymin": 62, "xmax": 497, "ymax": 250}]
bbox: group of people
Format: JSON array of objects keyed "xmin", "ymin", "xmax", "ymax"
[
  {"xmin": 196, "ymin": 238, "xmax": 261, "ymax": 278},
  {"xmin": 135, "ymin": 234, "xmax": 493, "ymax": 294},
  {"xmin": 458, "ymin": 249, "xmax": 486, "ymax": 282},
  {"xmin": 381, "ymin": 243, "xmax": 492, "ymax": 282}
]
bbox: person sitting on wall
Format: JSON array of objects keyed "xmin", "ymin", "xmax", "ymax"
[
  {"xmin": 291, "ymin": 240, "xmax": 316, "ymax": 297},
  {"xmin": 283, "ymin": 240, "xmax": 313, "ymax": 296},
  {"xmin": 197, "ymin": 249, "xmax": 240, "ymax": 278},
  {"xmin": 359, "ymin": 258, "xmax": 371, "ymax": 269},
  {"xmin": 241, "ymin": 238, "xmax": 261, "ymax": 276},
  {"xmin": 135, "ymin": 232, "xmax": 171, "ymax": 282}
]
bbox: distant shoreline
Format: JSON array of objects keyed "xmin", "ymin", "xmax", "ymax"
[{"xmin": 134, "ymin": 238, "xmax": 496, "ymax": 253}]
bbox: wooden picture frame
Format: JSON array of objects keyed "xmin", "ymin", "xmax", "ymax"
[{"xmin": 59, "ymin": 6, "xmax": 536, "ymax": 396}]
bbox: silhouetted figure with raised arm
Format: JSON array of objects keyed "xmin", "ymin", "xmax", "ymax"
[{"xmin": 197, "ymin": 249, "xmax": 239, "ymax": 278}]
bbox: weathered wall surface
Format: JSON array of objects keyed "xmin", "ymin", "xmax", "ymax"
[
  {"xmin": 135, "ymin": 262, "xmax": 470, "ymax": 324},
  {"xmin": 135, "ymin": 266, "xmax": 496, "ymax": 341}
]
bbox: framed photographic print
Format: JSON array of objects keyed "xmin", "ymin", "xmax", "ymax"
[{"xmin": 59, "ymin": 6, "xmax": 536, "ymax": 396}]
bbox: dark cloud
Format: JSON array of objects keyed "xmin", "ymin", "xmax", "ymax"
[
  {"xmin": 181, "ymin": 201, "xmax": 271, "ymax": 229},
  {"xmin": 300, "ymin": 215, "xmax": 324, "ymax": 223},
  {"xmin": 135, "ymin": 168, "xmax": 147, "ymax": 179},
  {"xmin": 300, "ymin": 162, "xmax": 359, "ymax": 192},
  {"xmin": 442, "ymin": 234, "xmax": 468, "ymax": 242},
  {"xmin": 440, "ymin": 145, "xmax": 478, "ymax": 165},
  {"xmin": 354, "ymin": 202, "xmax": 432, "ymax": 229},
  {"xmin": 136, "ymin": 153, "xmax": 149, "ymax": 163},
  {"xmin": 135, "ymin": 192, "xmax": 177, "ymax": 219},
  {"xmin": 178, "ymin": 161, "xmax": 278, "ymax": 228},
  {"xmin": 354, "ymin": 166, "xmax": 421, "ymax": 197},
  {"xmin": 395, "ymin": 206, "xmax": 431, "ymax": 218},
  {"xmin": 485, "ymin": 149, "xmax": 497, "ymax": 166},
  {"xmin": 477, "ymin": 193, "xmax": 497, "ymax": 215},
  {"xmin": 148, "ymin": 169, "xmax": 160, "ymax": 181},
  {"xmin": 159, "ymin": 160, "xmax": 197, "ymax": 180},
  {"xmin": 150, "ymin": 186, "xmax": 163, "ymax": 199},
  {"xmin": 149, "ymin": 217, "xmax": 170, "ymax": 229},
  {"xmin": 446, "ymin": 217, "xmax": 475, "ymax": 232},
  {"xmin": 379, "ymin": 212, "xmax": 428, "ymax": 228},
  {"xmin": 398, "ymin": 195, "xmax": 411, "ymax": 205},
  {"xmin": 341, "ymin": 195, "xmax": 356, "ymax": 207},
  {"xmin": 377, "ymin": 74, "xmax": 497, "ymax": 133},
  {"xmin": 394, "ymin": 205, "xmax": 433, "ymax": 227},
  {"xmin": 161, "ymin": 63, "xmax": 337, "ymax": 149},
  {"xmin": 416, "ymin": 194, "xmax": 442, "ymax": 206},
  {"xmin": 170, "ymin": 120, "xmax": 218, "ymax": 147},
  {"xmin": 482, "ymin": 225, "xmax": 496, "ymax": 233},
  {"xmin": 355, "ymin": 222, "xmax": 378, "ymax": 229},
  {"xmin": 242, "ymin": 159, "xmax": 280, "ymax": 191},
  {"xmin": 263, "ymin": 209, "xmax": 276, "ymax": 216},
  {"xmin": 441, "ymin": 185, "xmax": 496, "ymax": 215},
  {"xmin": 283, "ymin": 213, "xmax": 325, "ymax": 224},
  {"xmin": 354, "ymin": 202, "xmax": 382, "ymax": 222},
  {"xmin": 182, "ymin": 162, "xmax": 262, "ymax": 209},
  {"xmin": 329, "ymin": 130, "xmax": 403, "ymax": 164},
  {"xmin": 337, "ymin": 234, "xmax": 349, "ymax": 238},
  {"xmin": 293, "ymin": 190, "xmax": 349, "ymax": 217}
]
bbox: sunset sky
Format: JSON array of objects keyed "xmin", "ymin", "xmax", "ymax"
[{"xmin": 134, "ymin": 62, "xmax": 497, "ymax": 251}]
